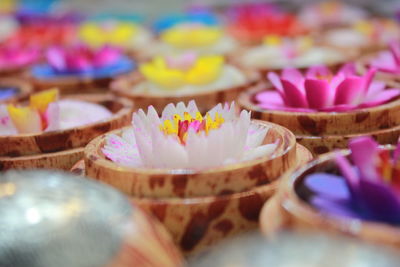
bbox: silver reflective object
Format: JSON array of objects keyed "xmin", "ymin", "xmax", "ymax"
[
  {"xmin": 0, "ymin": 170, "xmax": 133, "ymax": 267},
  {"xmin": 189, "ymin": 231, "xmax": 400, "ymax": 267}
]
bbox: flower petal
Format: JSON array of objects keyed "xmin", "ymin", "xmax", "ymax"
[
  {"xmin": 335, "ymin": 152, "xmax": 360, "ymax": 197},
  {"xmin": 338, "ymin": 62, "xmax": 356, "ymax": 77},
  {"xmin": 311, "ymin": 196, "xmax": 360, "ymax": 219},
  {"xmin": 358, "ymin": 178, "xmax": 400, "ymax": 224},
  {"xmin": 305, "ymin": 65, "xmax": 331, "ymax": 79},
  {"xmin": 267, "ymin": 71, "xmax": 283, "ymax": 92},
  {"xmin": 348, "ymin": 137, "xmax": 380, "ymax": 181},
  {"xmin": 282, "ymin": 67, "xmax": 304, "ymax": 87},
  {"xmin": 365, "ymin": 81, "xmax": 386, "ymax": 98},
  {"xmin": 334, "ymin": 77, "xmax": 365, "ymax": 105},
  {"xmin": 304, "ymin": 79, "xmax": 331, "ymax": 109},
  {"xmin": 255, "ymin": 90, "xmax": 284, "ymax": 106},
  {"xmin": 361, "ymin": 88, "xmax": 400, "ymax": 108},
  {"xmin": 281, "ymin": 79, "xmax": 308, "ymax": 108},
  {"xmin": 305, "ymin": 173, "xmax": 351, "ymax": 201}
]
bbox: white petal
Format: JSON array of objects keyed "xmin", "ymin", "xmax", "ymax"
[
  {"xmin": 246, "ymin": 124, "xmax": 269, "ymax": 150},
  {"xmin": 0, "ymin": 105, "xmax": 17, "ymax": 135},
  {"xmin": 146, "ymin": 105, "xmax": 161, "ymax": 126},
  {"xmin": 102, "ymin": 134, "xmax": 142, "ymax": 167},
  {"xmin": 242, "ymin": 143, "xmax": 278, "ymax": 162},
  {"xmin": 44, "ymin": 102, "xmax": 60, "ymax": 132},
  {"xmin": 187, "ymin": 100, "xmax": 199, "ymax": 116},
  {"xmin": 161, "ymin": 103, "xmax": 177, "ymax": 120}
]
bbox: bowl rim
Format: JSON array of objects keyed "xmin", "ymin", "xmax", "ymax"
[
  {"xmin": 74, "ymin": 144, "xmax": 312, "ymax": 203},
  {"xmin": 84, "ymin": 119, "xmax": 297, "ymax": 175}
]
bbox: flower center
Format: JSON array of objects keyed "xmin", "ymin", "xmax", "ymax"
[{"xmin": 159, "ymin": 111, "xmax": 225, "ymax": 144}]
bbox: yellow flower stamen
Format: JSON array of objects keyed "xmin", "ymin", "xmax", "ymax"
[
  {"xmin": 30, "ymin": 88, "xmax": 59, "ymax": 114},
  {"xmin": 159, "ymin": 112, "xmax": 225, "ymax": 144}
]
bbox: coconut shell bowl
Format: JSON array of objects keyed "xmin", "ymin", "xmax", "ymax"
[
  {"xmin": 0, "ymin": 78, "xmax": 32, "ymax": 104},
  {"xmin": 239, "ymin": 83, "xmax": 400, "ymax": 156},
  {"xmin": 259, "ymin": 144, "xmax": 400, "ymax": 249},
  {"xmin": 0, "ymin": 94, "xmax": 133, "ymax": 170},
  {"xmin": 72, "ymin": 120, "xmax": 313, "ymax": 254},
  {"xmin": 110, "ymin": 69, "xmax": 259, "ymax": 114},
  {"xmin": 0, "ymin": 170, "xmax": 183, "ymax": 267}
]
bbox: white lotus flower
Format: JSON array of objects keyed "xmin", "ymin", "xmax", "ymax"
[{"xmin": 103, "ymin": 101, "xmax": 278, "ymax": 170}]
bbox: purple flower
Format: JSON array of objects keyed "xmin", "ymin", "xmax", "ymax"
[
  {"xmin": 255, "ymin": 64, "xmax": 400, "ymax": 112},
  {"xmin": 306, "ymin": 137, "xmax": 400, "ymax": 224}
]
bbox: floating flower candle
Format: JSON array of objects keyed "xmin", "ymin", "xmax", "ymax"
[
  {"xmin": 239, "ymin": 36, "xmax": 346, "ymax": 70},
  {"xmin": 103, "ymin": 101, "xmax": 278, "ymax": 170},
  {"xmin": 322, "ymin": 19, "xmax": 400, "ymax": 51},
  {"xmin": 78, "ymin": 20, "xmax": 152, "ymax": 50},
  {"xmin": 227, "ymin": 3, "xmax": 308, "ymax": 43},
  {"xmin": 149, "ymin": 17, "xmax": 237, "ymax": 56},
  {"xmin": 255, "ymin": 64, "xmax": 400, "ymax": 112},
  {"xmin": 298, "ymin": 1, "xmax": 367, "ymax": 28},
  {"xmin": 305, "ymin": 137, "xmax": 400, "ymax": 224},
  {"xmin": 31, "ymin": 45, "xmax": 134, "ymax": 79},
  {"xmin": 135, "ymin": 53, "xmax": 246, "ymax": 94},
  {"xmin": 6, "ymin": 24, "xmax": 77, "ymax": 48},
  {"xmin": 0, "ymin": 88, "xmax": 112, "ymax": 135}
]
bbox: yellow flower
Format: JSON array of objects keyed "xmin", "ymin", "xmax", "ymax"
[
  {"xmin": 139, "ymin": 55, "xmax": 224, "ymax": 89},
  {"xmin": 161, "ymin": 25, "xmax": 222, "ymax": 48},
  {"xmin": 79, "ymin": 22, "xmax": 138, "ymax": 47},
  {"xmin": 30, "ymin": 88, "xmax": 59, "ymax": 114},
  {"xmin": 263, "ymin": 35, "xmax": 283, "ymax": 46}
]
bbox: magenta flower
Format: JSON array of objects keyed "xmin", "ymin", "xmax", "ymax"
[
  {"xmin": 305, "ymin": 137, "xmax": 400, "ymax": 224},
  {"xmin": 46, "ymin": 45, "xmax": 122, "ymax": 73},
  {"xmin": 255, "ymin": 64, "xmax": 400, "ymax": 112},
  {"xmin": 370, "ymin": 41, "xmax": 400, "ymax": 74},
  {"xmin": 0, "ymin": 45, "xmax": 39, "ymax": 70}
]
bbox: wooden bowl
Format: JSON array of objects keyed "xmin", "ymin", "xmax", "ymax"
[
  {"xmin": 73, "ymin": 144, "xmax": 313, "ymax": 254},
  {"xmin": 0, "ymin": 78, "xmax": 32, "ymax": 104},
  {"xmin": 239, "ymin": 83, "xmax": 400, "ymax": 154},
  {"xmin": 110, "ymin": 70, "xmax": 260, "ymax": 114},
  {"xmin": 84, "ymin": 120, "xmax": 297, "ymax": 198},
  {"xmin": 0, "ymin": 94, "xmax": 134, "ymax": 170},
  {"xmin": 260, "ymin": 147, "xmax": 400, "ymax": 249}
]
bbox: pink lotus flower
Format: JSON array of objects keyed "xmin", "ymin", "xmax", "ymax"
[
  {"xmin": 256, "ymin": 64, "xmax": 400, "ymax": 112},
  {"xmin": 370, "ymin": 41, "xmax": 400, "ymax": 74},
  {"xmin": 46, "ymin": 45, "xmax": 122, "ymax": 73},
  {"xmin": 0, "ymin": 44, "xmax": 39, "ymax": 69}
]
